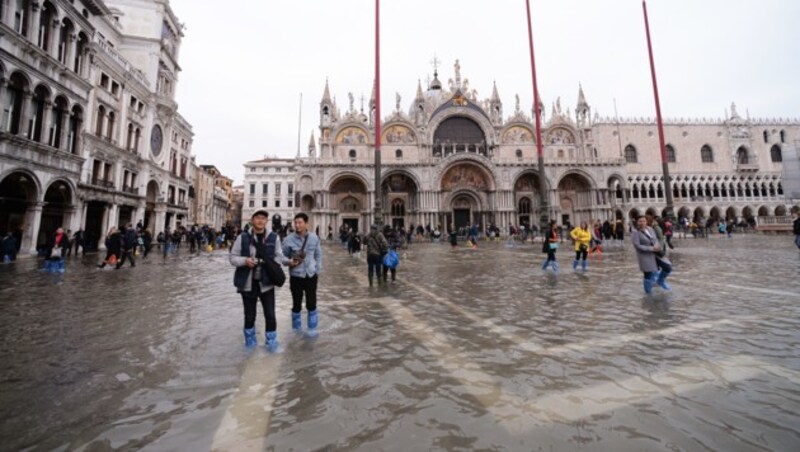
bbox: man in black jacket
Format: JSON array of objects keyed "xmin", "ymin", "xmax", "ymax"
[
  {"xmin": 116, "ymin": 224, "xmax": 137, "ymax": 269},
  {"xmin": 793, "ymin": 212, "xmax": 800, "ymax": 250}
]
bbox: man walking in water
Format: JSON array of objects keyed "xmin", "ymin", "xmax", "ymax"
[
  {"xmin": 282, "ymin": 213, "xmax": 322, "ymax": 338},
  {"xmin": 365, "ymin": 224, "xmax": 389, "ymax": 286}
]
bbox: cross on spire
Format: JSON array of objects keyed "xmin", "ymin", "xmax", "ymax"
[{"xmin": 430, "ymin": 54, "xmax": 441, "ymax": 74}]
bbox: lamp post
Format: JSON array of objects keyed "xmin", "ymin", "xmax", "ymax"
[
  {"xmin": 524, "ymin": 0, "xmax": 550, "ymax": 229},
  {"xmin": 643, "ymin": 0, "xmax": 674, "ymax": 220}
]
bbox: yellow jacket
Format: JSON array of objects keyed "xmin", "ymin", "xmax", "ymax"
[{"xmin": 570, "ymin": 226, "xmax": 592, "ymax": 251}]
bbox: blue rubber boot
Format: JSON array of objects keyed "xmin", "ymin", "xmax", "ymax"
[
  {"xmin": 572, "ymin": 260, "xmax": 579, "ymax": 271},
  {"xmin": 306, "ymin": 310, "xmax": 319, "ymax": 338},
  {"xmin": 265, "ymin": 331, "xmax": 279, "ymax": 353},
  {"xmin": 656, "ymin": 270, "xmax": 672, "ymax": 291},
  {"xmin": 551, "ymin": 261, "xmax": 559, "ymax": 274},
  {"xmin": 581, "ymin": 260, "xmax": 587, "ymax": 273},
  {"xmin": 643, "ymin": 276, "xmax": 654, "ymax": 294},
  {"xmin": 243, "ymin": 327, "xmax": 257, "ymax": 348},
  {"xmin": 292, "ymin": 312, "xmax": 302, "ymax": 332}
]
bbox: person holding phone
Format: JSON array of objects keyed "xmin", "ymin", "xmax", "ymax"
[{"xmin": 282, "ymin": 212, "xmax": 323, "ymax": 337}]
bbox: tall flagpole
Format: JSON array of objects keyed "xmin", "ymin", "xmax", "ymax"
[
  {"xmin": 643, "ymin": 0, "xmax": 674, "ymax": 219},
  {"xmin": 525, "ymin": 0, "xmax": 550, "ymax": 228},
  {"xmin": 373, "ymin": 0, "xmax": 383, "ymax": 227}
]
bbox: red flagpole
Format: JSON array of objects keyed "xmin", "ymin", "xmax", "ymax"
[
  {"xmin": 374, "ymin": 0, "xmax": 383, "ymax": 226},
  {"xmin": 643, "ymin": 0, "xmax": 674, "ymax": 216},
  {"xmin": 525, "ymin": 0, "xmax": 550, "ymax": 226}
]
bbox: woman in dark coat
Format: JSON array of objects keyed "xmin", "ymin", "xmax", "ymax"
[{"xmin": 97, "ymin": 227, "xmax": 122, "ymax": 268}]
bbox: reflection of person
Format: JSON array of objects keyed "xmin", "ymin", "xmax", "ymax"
[
  {"xmin": 2, "ymin": 232, "xmax": 18, "ymax": 263},
  {"xmin": 230, "ymin": 209, "xmax": 285, "ymax": 351},
  {"xmin": 282, "ymin": 213, "xmax": 323, "ymax": 338}
]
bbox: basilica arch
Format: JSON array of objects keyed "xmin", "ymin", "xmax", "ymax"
[
  {"xmin": 328, "ymin": 174, "xmax": 369, "ymax": 233},
  {"xmin": 513, "ymin": 170, "xmax": 547, "ymax": 228},
  {"xmin": 439, "ymin": 161, "xmax": 495, "ymax": 230},
  {"xmin": 381, "ymin": 170, "xmax": 420, "ymax": 229},
  {"xmin": 557, "ymin": 171, "xmax": 596, "ymax": 226}
]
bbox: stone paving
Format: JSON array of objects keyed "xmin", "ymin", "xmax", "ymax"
[{"xmin": 0, "ymin": 234, "xmax": 799, "ymax": 450}]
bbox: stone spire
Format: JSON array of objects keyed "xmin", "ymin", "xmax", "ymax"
[
  {"xmin": 577, "ymin": 84, "xmax": 589, "ymax": 110},
  {"xmin": 308, "ymin": 131, "xmax": 316, "ymax": 158},
  {"xmin": 491, "ymin": 81, "xmax": 500, "ymax": 102},
  {"xmin": 321, "ymin": 78, "xmax": 332, "ymax": 104},
  {"xmin": 415, "ymin": 78, "xmax": 424, "ymax": 100}
]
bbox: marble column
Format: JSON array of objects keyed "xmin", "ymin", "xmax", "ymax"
[
  {"xmin": 19, "ymin": 91, "xmax": 32, "ymax": 138},
  {"xmin": 29, "ymin": 3, "xmax": 41, "ymax": 43},
  {"xmin": 23, "ymin": 202, "xmax": 44, "ymax": 254}
]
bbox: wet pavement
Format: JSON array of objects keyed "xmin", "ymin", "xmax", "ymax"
[{"xmin": 1, "ymin": 235, "xmax": 799, "ymax": 451}]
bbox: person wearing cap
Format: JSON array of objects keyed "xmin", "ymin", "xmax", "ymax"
[
  {"xmin": 364, "ymin": 224, "xmax": 389, "ymax": 286},
  {"xmin": 229, "ymin": 209, "xmax": 286, "ymax": 351}
]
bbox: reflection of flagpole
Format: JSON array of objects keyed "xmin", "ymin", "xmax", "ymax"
[
  {"xmin": 373, "ymin": 0, "xmax": 383, "ymax": 227},
  {"xmin": 643, "ymin": 0, "xmax": 674, "ymax": 218},
  {"xmin": 524, "ymin": 0, "xmax": 550, "ymax": 227}
]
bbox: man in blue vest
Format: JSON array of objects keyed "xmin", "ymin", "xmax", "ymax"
[
  {"xmin": 229, "ymin": 210, "xmax": 286, "ymax": 351},
  {"xmin": 282, "ymin": 212, "xmax": 323, "ymax": 337}
]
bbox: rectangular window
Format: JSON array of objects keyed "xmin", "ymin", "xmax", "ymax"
[
  {"xmin": 275, "ymin": 183, "xmax": 281, "ymax": 196},
  {"xmin": 276, "ymin": 167, "xmax": 281, "ymax": 173},
  {"xmin": 263, "ymin": 167, "xmax": 268, "ymax": 172},
  {"xmin": 275, "ymin": 200, "xmax": 280, "ymax": 208},
  {"xmin": 249, "ymin": 183, "xmax": 255, "ymax": 194},
  {"xmin": 288, "ymin": 199, "xmax": 293, "ymax": 208},
  {"xmin": 100, "ymin": 73, "xmax": 109, "ymax": 89},
  {"xmin": 288, "ymin": 183, "xmax": 294, "ymax": 195},
  {"xmin": 262, "ymin": 184, "xmax": 268, "ymax": 194},
  {"xmin": 249, "ymin": 200, "xmax": 254, "ymax": 208},
  {"xmin": 111, "ymin": 81, "xmax": 119, "ymax": 96},
  {"xmin": 262, "ymin": 200, "xmax": 267, "ymax": 207}
]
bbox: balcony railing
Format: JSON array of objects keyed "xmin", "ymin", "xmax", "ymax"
[
  {"xmin": 91, "ymin": 178, "xmax": 115, "ymax": 189},
  {"xmin": 122, "ymin": 186, "xmax": 139, "ymax": 195}
]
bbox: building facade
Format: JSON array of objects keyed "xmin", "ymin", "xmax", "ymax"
[
  {"xmin": 294, "ymin": 61, "xmax": 799, "ymax": 234},
  {"xmin": 242, "ymin": 158, "xmax": 296, "ymax": 226},
  {"xmin": 1, "ymin": 0, "xmax": 196, "ymax": 253}
]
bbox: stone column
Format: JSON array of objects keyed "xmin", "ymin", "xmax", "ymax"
[
  {"xmin": 0, "ymin": 78, "xmax": 6, "ymax": 115},
  {"xmin": 66, "ymin": 204, "xmax": 80, "ymax": 233},
  {"xmin": 65, "ymin": 33, "xmax": 77, "ymax": 67},
  {"xmin": 98, "ymin": 203, "xmax": 110, "ymax": 250},
  {"xmin": 23, "ymin": 202, "xmax": 44, "ymax": 254},
  {"xmin": 154, "ymin": 206, "xmax": 166, "ymax": 233},
  {"xmin": 107, "ymin": 203, "xmax": 119, "ymax": 230},
  {"xmin": 19, "ymin": 91, "xmax": 32, "ymax": 138},
  {"xmin": 49, "ymin": 18, "xmax": 60, "ymax": 60},
  {"xmin": 135, "ymin": 203, "xmax": 146, "ymax": 227},
  {"xmin": 29, "ymin": 3, "xmax": 41, "ymax": 43},
  {"xmin": 40, "ymin": 101, "xmax": 52, "ymax": 145},
  {"xmin": 57, "ymin": 109, "xmax": 68, "ymax": 150}
]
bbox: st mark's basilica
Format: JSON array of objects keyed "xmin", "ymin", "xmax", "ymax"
[{"xmin": 294, "ymin": 60, "xmax": 797, "ymax": 234}]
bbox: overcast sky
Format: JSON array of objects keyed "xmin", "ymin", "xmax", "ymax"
[{"xmin": 168, "ymin": 0, "xmax": 799, "ymax": 184}]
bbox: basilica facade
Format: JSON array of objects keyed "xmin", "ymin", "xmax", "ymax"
[{"xmin": 295, "ymin": 61, "xmax": 798, "ymax": 234}]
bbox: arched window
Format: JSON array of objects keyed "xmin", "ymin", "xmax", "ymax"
[
  {"xmin": 348, "ymin": 149, "xmax": 356, "ymax": 160},
  {"xmin": 701, "ymin": 145, "xmax": 714, "ymax": 163},
  {"xmin": 391, "ymin": 199, "xmax": 405, "ymax": 216},
  {"xmin": 126, "ymin": 123, "xmax": 134, "ymax": 150},
  {"xmin": 737, "ymin": 146, "xmax": 749, "ymax": 164},
  {"xmin": 515, "ymin": 149, "xmax": 523, "ymax": 160},
  {"xmin": 395, "ymin": 149, "xmax": 403, "ymax": 159},
  {"xmin": 624, "ymin": 144, "xmax": 638, "ymax": 163},
  {"xmin": 763, "ymin": 130, "xmax": 769, "ymax": 143},
  {"xmin": 666, "ymin": 144, "xmax": 676, "ymax": 163},
  {"xmin": 518, "ymin": 198, "xmax": 531, "ymax": 215},
  {"xmin": 770, "ymin": 145, "xmax": 782, "ymax": 163}
]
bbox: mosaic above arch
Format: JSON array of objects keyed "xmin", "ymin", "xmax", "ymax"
[
  {"xmin": 335, "ymin": 127, "xmax": 368, "ymax": 145},
  {"xmin": 502, "ymin": 126, "xmax": 534, "ymax": 144},
  {"xmin": 382, "ymin": 125, "xmax": 416, "ymax": 144},
  {"xmin": 545, "ymin": 127, "xmax": 576, "ymax": 145},
  {"xmin": 441, "ymin": 164, "xmax": 491, "ymax": 191}
]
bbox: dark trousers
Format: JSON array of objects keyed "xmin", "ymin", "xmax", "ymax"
[
  {"xmin": 241, "ymin": 281, "xmax": 276, "ymax": 331},
  {"xmin": 116, "ymin": 249, "xmax": 135, "ymax": 268},
  {"xmin": 382, "ymin": 264, "xmax": 396, "ymax": 281},
  {"xmin": 290, "ymin": 275, "xmax": 318, "ymax": 313},
  {"xmin": 367, "ymin": 254, "xmax": 383, "ymax": 280},
  {"xmin": 574, "ymin": 249, "xmax": 588, "ymax": 260}
]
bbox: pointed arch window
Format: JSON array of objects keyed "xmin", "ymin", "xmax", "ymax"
[
  {"xmin": 770, "ymin": 145, "xmax": 782, "ymax": 163},
  {"xmin": 666, "ymin": 144, "xmax": 676, "ymax": 163},
  {"xmin": 624, "ymin": 145, "xmax": 638, "ymax": 163},
  {"xmin": 701, "ymin": 145, "xmax": 714, "ymax": 163}
]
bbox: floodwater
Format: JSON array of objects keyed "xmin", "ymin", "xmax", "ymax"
[{"xmin": 1, "ymin": 235, "xmax": 799, "ymax": 451}]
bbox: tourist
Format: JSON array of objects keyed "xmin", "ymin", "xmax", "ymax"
[
  {"xmin": 589, "ymin": 222, "xmax": 603, "ymax": 259},
  {"xmin": 71, "ymin": 229, "xmax": 84, "ymax": 257},
  {"xmin": 382, "ymin": 226, "xmax": 400, "ymax": 282},
  {"xmin": 364, "ymin": 224, "xmax": 389, "ymax": 286},
  {"xmin": 97, "ymin": 227, "xmax": 121, "ymax": 268},
  {"xmin": 449, "ymin": 224, "xmax": 458, "ymax": 248},
  {"xmin": 347, "ymin": 230, "xmax": 362, "ymax": 258},
  {"xmin": 142, "ymin": 229, "xmax": 153, "ymax": 258},
  {"xmin": 44, "ymin": 227, "xmax": 68, "ymax": 273},
  {"xmin": 570, "ymin": 222, "xmax": 591, "ymax": 272},
  {"xmin": 632, "ymin": 215, "xmax": 672, "ymax": 294},
  {"xmin": 2, "ymin": 231, "xmax": 18, "ymax": 263},
  {"xmin": 230, "ymin": 209, "xmax": 285, "ymax": 351},
  {"xmin": 794, "ymin": 212, "xmax": 800, "ymax": 249},
  {"xmin": 115, "ymin": 224, "xmax": 137, "ymax": 269},
  {"xmin": 282, "ymin": 213, "xmax": 322, "ymax": 337},
  {"xmin": 541, "ymin": 219, "xmax": 560, "ymax": 273}
]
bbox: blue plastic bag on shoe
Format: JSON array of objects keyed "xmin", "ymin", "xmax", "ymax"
[{"xmin": 383, "ymin": 249, "xmax": 399, "ymax": 269}]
